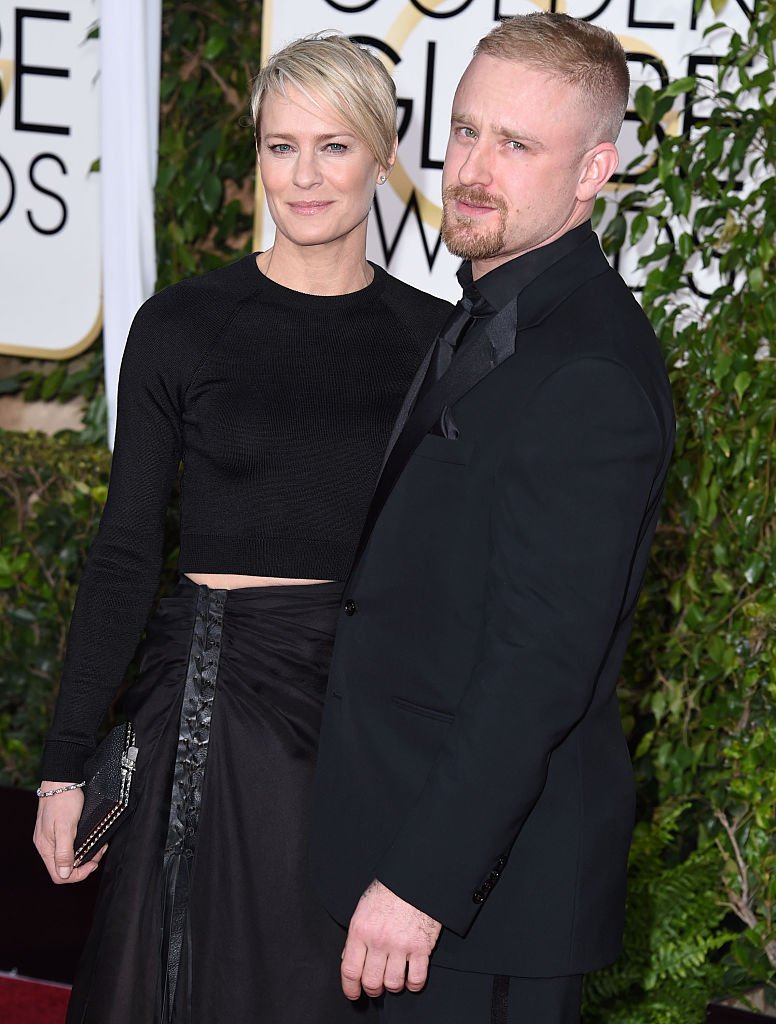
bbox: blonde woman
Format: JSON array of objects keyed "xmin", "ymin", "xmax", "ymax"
[{"xmin": 34, "ymin": 34, "xmax": 451, "ymax": 1024}]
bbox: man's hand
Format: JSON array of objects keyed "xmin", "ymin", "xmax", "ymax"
[{"xmin": 341, "ymin": 879, "xmax": 442, "ymax": 1000}]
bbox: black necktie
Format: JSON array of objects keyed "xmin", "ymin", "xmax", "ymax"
[
  {"xmin": 414, "ymin": 287, "xmax": 495, "ymax": 429},
  {"xmin": 417, "ymin": 301, "xmax": 472, "ymax": 404}
]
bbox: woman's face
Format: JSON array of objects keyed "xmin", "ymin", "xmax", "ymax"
[{"xmin": 257, "ymin": 85, "xmax": 384, "ymax": 253}]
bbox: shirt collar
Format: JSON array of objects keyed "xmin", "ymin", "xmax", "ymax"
[{"xmin": 456, "ymin": 221, "xmax": 593, "ymax": 314}]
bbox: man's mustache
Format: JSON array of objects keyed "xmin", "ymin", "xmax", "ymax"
[{"xmin": 443, "ymin": 185, "xmax": 508, "ymax": 215}]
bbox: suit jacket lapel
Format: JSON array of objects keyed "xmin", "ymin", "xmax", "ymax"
[
  {"xmin": 351, "ymin": 299, "xmax": 517, "ymax": 569},
  {"xmin": 378, "ymin": 342, "xmax": 435, "ymax": 475},
  {"xmin": 351, "ymin": 234, "xmax": 613, "ymax": 571}
]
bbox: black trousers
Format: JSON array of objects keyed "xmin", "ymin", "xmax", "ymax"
[{"xmin": 378, "ymin": 966, "xmax": 583, "ymax": 1024}]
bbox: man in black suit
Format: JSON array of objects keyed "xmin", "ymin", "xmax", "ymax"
[{"xmin": 312, "ymin": 13, "xmax": 674, "ymax": 1023}]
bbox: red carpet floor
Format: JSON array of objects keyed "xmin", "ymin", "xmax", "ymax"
[{"xmin": 0, "ymin": 974, "xmax": 70, "ymax": 1024}]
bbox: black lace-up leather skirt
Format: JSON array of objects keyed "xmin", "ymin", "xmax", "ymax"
[{"xmin": 66, "ymin": 577, "xmax": 372, "ymax": 1024}]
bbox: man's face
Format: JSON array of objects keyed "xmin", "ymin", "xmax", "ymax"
[{"xmin": 441, "ymin": 54, "xmax": 606, "ymax": 275}]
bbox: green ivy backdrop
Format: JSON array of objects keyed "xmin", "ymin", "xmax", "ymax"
[{"xmin": 0, "ymin": 1, "xmax": 773, "ymax": 1019}]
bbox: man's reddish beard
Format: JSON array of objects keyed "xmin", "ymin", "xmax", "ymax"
[{"xmin": 441, "ymin": 185, "xmax": 509, "ymax": 260}]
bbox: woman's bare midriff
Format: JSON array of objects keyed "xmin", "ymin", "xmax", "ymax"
[{"xmin": 184, "ymin": 573, "xmax": 333, "ymax": 589}]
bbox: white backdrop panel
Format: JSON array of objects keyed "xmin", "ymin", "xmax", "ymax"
[{"xmin": 0, "ymin": 0, "xmax": 101, "ymax": 357}]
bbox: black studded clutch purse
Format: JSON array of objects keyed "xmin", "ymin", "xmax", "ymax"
[{"xmin": 73, "ymin": 722, "xmax": 139, "ymax": 867}]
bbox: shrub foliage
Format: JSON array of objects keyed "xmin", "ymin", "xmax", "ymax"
[
  {"xmin": 0, "ymin": 433, "xmax": 111, "ymax": 784},
  {"xmin": 588, "ymin": 3, "xmax": 775, "ymax": 1015}
]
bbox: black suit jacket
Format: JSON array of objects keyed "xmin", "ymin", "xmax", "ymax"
[{"xmin": 312, "ymin": 233, "xmax": 675, "ymax": 977}]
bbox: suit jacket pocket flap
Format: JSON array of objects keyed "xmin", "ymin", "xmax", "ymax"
[
  {"xmin": 391, "ymin": 695, "xmax": 455, "ymax": 723},
  {"xmin": 412, "ymin": 434, "xmax": 474, "ymax": 466}
]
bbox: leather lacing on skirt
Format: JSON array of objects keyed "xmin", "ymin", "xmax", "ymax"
[{"xmin": 161, "ymin": 585, "xmax": 226, "ymax": 1022}]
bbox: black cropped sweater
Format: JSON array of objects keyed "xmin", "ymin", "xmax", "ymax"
[{"xmin": 42, "ymin": 255, "xmax": 452, "ymax": 781}]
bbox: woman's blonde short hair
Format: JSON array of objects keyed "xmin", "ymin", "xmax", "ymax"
[
  {"xmin": 476, "ymin": 13, "xmax": 630, "ymax": 145},
  {"xmin": 251, "ymin": 33, "xmax": 397, "ymax": 170}
]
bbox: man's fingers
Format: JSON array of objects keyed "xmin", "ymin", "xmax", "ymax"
[
  {"xmin": 406, "ymin": 953, "xmax": 430, "ymax": 993},
  {"xmin": 360, "ymin": 947, "xmax": 389, "ymax": 998},
  {"xmin": 340, "ymin": 937, "xmax": 367, "ymax": 1000},
  {"xmin": 383, "ymin": 952, "xmax": 408, "ymax": 993}
]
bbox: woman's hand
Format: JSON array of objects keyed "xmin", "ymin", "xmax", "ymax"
[{"xmin": 33, "ymin": 783, "xmax": 106, "ymax": 883}]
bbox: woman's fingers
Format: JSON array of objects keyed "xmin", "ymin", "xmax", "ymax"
[
  {"xmin": 32, "ymin": 787, "xmax": 97, "ymax": 884},
  {"xmin": 53, "ymin": 814, "xmax": 76, "ymax": 879}
]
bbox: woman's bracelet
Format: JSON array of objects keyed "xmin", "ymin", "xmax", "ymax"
[{"xmin": 36, "ymin": 781, "xmax": 86, "ymax": 798}]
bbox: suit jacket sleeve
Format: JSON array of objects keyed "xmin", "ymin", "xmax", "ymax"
[{"xmin": 376, "ymin": 355, "xmax": 664, "ymax": 936}]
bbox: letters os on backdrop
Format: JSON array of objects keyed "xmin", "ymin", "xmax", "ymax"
[{"xmin": 0, "ymin": 1, "xmax": 101, "ymax": 358}]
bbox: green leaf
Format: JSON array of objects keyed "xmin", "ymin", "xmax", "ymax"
[
  {"xmin": 591, "ymin": 196, "xmax": 606, "ymax": 229},
  {"xmin": 748, "ymin": 266, "xmax": 764, "ymax": 291},
  {"xmin": 635, "ymin": 85, "xmax": 656, "ymax": 124},
  {"xmin": 665, "ymin": 175, "xmax": 691, "ymax": 216},
  {"xmin": 658, "ymin": 152, "xmax": 675, "ymax": 185},
  {"xmin": 601, "ymin": 213, "xmax": 627, "ymax": 255},
  {"xmin": 704, "ymin": 131, "xmax": 724, "ymax": 164},
  {"xmin": 635, "ymin": 730, "xmax": 655, "ymax": 759},
  {"xmin": 40, "ymin": 365, "xmax": 66, "ymax": 401},
  {"xmin": 9, "ymin": 608, "xmax": 37, "ymax": 624},
  {"xmin": 743, "ymin": 553, "xmax": 766, "ymax": 585},
  {"xmin": 202, "ymin": 33, "xmax": 227, "ymax": 61},
  {"xmin": 651, "ymin": 691, "xmax": 667, "ymax": 722},
  {"xmin": 23, "ymin": 377, "xmax": 42, "ymax": 401},
  {"xmin": 201, "ymin": 175, "xmax": 222, "ymax": 214},
  {"xmin": 712, "ymin": 570, "xmax": 734, "ymax": 594},
  {"xmin": 638, "ymin": 121, "xmax": 654, "ymax": 147},
  {"xmin": 718, "ymin": 210, "xmax": 739, "ymax": 246},
  {"xmin": 661, "ymin": 77, "xmax": 697, "ymax": 99},
  {"xmin": 677, "ymin": 232, "xmax": 694, "ymax": 260},
  {"xmin": 654, "ymin": 95, "xmax": 676, "ymax": 123},
  {"xmin": 631, "ymin": 210, "xmax": 649, "ymax": 245},
  {"xmin": 733, "ymin": 371, "xmax": 752, "ymax": 400}
]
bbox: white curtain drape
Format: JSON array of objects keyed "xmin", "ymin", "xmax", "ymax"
[{"xmin": 100, "ymin": 0, "xmax": 162, "ymax": 447}]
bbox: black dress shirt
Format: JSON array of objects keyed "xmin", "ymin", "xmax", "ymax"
[{"xmin": 432, "ymin": 221, "xmax": 594, "ymax": 436}]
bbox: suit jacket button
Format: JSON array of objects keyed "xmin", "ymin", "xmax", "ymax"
[
  {"xmin": 344, "ymin": 599, "xmax": 357, "ymax": 616},
  {"xmin": 472, "ymin": 889, "xmax": 485, "ymax": 904}
]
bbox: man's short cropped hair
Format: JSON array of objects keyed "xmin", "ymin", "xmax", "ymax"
[{"xmin": 475, "ymin": 13, "xmax": 630, "ymax": 145}]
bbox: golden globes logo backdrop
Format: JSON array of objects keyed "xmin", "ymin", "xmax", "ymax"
[
  {"xmin": 255, "ymin": 0, "xmax": 754, "ymax": 302},
  {"xmin": 0, "ymin": 1, "xmax": 101, "ymax": 357}
]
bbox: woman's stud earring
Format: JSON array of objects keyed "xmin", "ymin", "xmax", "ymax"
[{"xmin": 378, "ymin": 174, "xmax": 386, "ymax": 184}]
